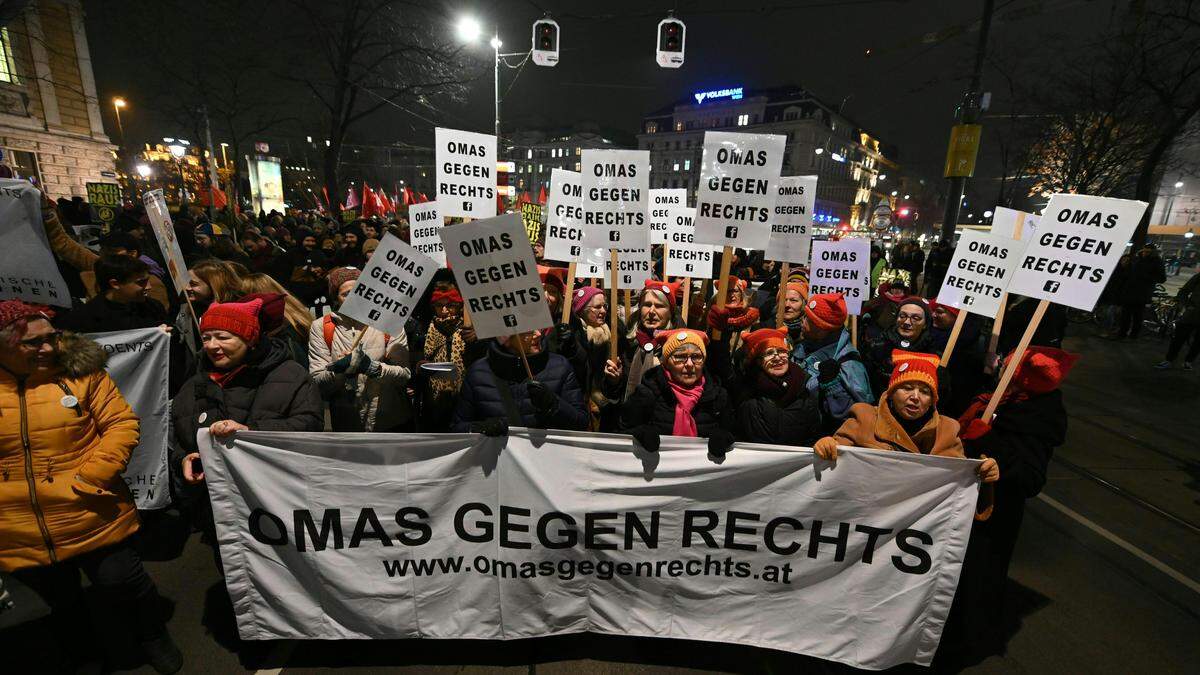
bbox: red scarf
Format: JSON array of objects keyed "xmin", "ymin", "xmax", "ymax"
[
  {"xmin": 208, "ymin": 365, "xmax": 246, "ymax": 388},
  {"xmin": 665, "ymin": 372, "xmax": 705, "ymax": 437},
  {"xmin": 958, "ymin": 391, "xmax": 1028, "ymax": 427}
]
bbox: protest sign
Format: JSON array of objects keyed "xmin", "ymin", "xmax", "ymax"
[
  {"xmin": 1007, "ymin": 193, "xmax": 1148, "ymax": 312},
  {"xmin": 408, "ymin": 201, "xmax": 446, "ymax": 266},
  {"xmin": 202, "ymin": 428, "xmax": 979, "ymax": 670},
  {"xmin": 649, "ymin": 188, "xmax": 687, "ymax": 244},
  {"xmin": 765, "ymin": 175, "xmax": 817, "ymax": 263},
  {"xmin": 579, "ymin": 149, "xmax": 650, "ymax": 250},
  {"xmin": 990, "ymin": 206, "xmax": 1037, "ymax": 241},
  {"xmin": 810, "ymin": 238, "xmax": 871, "ymax": 315},
  {"xmin": 85, "ymin": 181, "xmax": 121, "ymax": 229},
  {"xmin": 544, "ymin": 169, "xmax": 593, "ymax": 264},
  {"xmin": 521, "ymin": 202, "xmax": 544, "ymax": 245},
  {"xmin": 598, "ymin": 247, "xmax": 652, "ymax": 289},
  {"xmin": 664, "ymin": 207, "xmax": 715, "ymax": 278},
  {"xmin": 694, "ymin": 131, "xmax": 786, "ymax": 250},
  {"xmin": 435, "ymin": 127, "xmax": 497, "ymax": 218},
  {"xmin": 440, "ymin": 213, "xmax": 552, "ymax": 338},
  {"xmin": 337, "ymin": 234, "xmax": 437, "ymax": 336},
  {"xmin": 937, "ymin": 229, "xmax": 1024, "ymax": 318},
  {"xmin": 89, "ymin": 327, "xmax": 169, "ymax": 510},
  {"xmin": 143, "ymin": 189, "xmax": 191, "ymax": 293},
  {"xmin": 0, "ymin": 179, "xmax": 71, "ymax": 306}
]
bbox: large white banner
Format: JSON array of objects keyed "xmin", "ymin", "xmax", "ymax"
[
  {"xmin": 580, "ymin": 149, "xmax": 650, "ymax": 252},
  {"xmin": 694, "ymin": 131, "xmax": 786, "ymax": 251},
  {"xmin": 440, "ymin": 213, "xmax": 551, "ymax": 338},
  {"xmin": 0, "ymin": 179, "xmax": 71, "ymax": 307},
  {"xmin": 89, "ymin": 328, "xmax": 170, "ymax": 510},
  {"xmin": 937, "ymin": 230, "xmax": 1024, "ymax": 318},
  {"xmin": 810, "ymin": 238, "xmax": 871, "ymax": 315},
  {"xmin": 765, "ymin": 175, "xmax": 817, "ymax": 264},
  {"xmin": 143, "ymin": 189, "xmax": 191, "ymax": 293},
  {"xmin": 407, "ymin": 201, "xmax": 445, "ymax": 266},
  {"xmin": 337, "ymin": 234, "xmax": 437, "ymax": 335},
  {"xmin": 649, "ymin": 188, "xmax": 687, "ymax": 244},
  {"xmin": 201, "ymin": 429, "xmax": 980, "ymax": 670},
  {"xmin": 435, "ymin": 127, "xmax": 497, "ymax": 218},
  {"xmin": 1007, "ymin": 193, "xmax": 1148, "ymax": 311},
  {"xmin": 664, "ymin": 207, "xmax": 716, "ymax": 279}
]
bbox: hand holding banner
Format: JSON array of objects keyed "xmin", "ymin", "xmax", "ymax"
[{"xmin": 337, "ymin": 234, "xmax": 438, "ymax": 336}]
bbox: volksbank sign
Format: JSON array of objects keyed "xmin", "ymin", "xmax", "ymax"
[{"xmin": 693, "ymin": 86, "xmax": 744, "ymax": 104}]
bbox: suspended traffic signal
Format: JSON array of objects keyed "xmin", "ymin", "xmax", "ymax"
[
  {"xmin": 656, "ymin": 17, "xmax": 685, "ymax": 68},
  {"xmin": 532, "ymin": 19, "xmax": 559, "ymax": 67}
]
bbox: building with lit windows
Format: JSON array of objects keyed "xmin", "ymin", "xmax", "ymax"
[
  {"xmin": 638, "ymin": 85, "xmax": 901, "ymax": 234},
  {"xmin": 504, "ymin": 129, "xmax": 628, "ymax": 197},
  {"xmin": 0, "ymin": 1, "xmax": 118, "ymax": 199}
]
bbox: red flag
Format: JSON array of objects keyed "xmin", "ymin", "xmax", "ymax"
[
  {"xmin": 361, "ymin": 182, "xmax": 378, "ymax": 218},
  {"xmin": 321, "ymin": 187, "xmax": 332, "ymax": 211},
  {"xmin": 344, "ymin": 184, "xmax": 360, "ymax": 210},
  {"xmin": 402, "ymin": 186, "xmax": 413, "ymax": 206},
  {"xmin": 537, "ymin": 186, "xmax": 547, "ymax": 205},
  {"xmin": 196, "ymin": 186, "xmax": 227, "ymax": 209},
  {"xmin": 418, "ymin": 192, "xmax": 429, "ymax": 203}
]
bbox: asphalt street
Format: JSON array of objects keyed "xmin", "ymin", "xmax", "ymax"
[{"xmin": 3, "ymin": 271, "xmax": 1199, "ymax": 674}]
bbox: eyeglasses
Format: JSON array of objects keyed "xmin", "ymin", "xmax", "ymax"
[
  {"xmin": 668, "ymin": 352, "xmax": 705, "ymax": 365},
  {"xmin": 759, "ymin": 348, "xmax": 788, "ymax": 362},
  {"xmin": 896, "ymin": 313, "xmax": 925, "ymax": 324},
  {"xmin": 18, "ymin": 331, "xmax": 61, "ymax": 350}
]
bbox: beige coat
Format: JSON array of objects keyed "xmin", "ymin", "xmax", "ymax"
[{"xmin": 307, "ymin": 314, "xmax": 412, "ymax": 431}]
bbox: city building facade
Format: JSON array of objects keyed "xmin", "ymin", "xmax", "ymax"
[{"xmin": 504, "ymin": 129, "xmax": 626, "ymax": 197}]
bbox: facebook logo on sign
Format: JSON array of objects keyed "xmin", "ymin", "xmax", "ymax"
[
  {"xmin": 1043, "ymin": 280, "xmax": 1061, "ymax": 293},
  {"xmin": 609, "ymin": 231, "xmax": 621, "ymax": 242},
  {"xmin": 503, "ymin": 314, "xmax": 517, "ymax": 328},
  {"xmin": 725, "ymin": 226, "xmax": 739, "ymax": 239}
]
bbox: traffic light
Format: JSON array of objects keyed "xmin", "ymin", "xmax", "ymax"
[
  {"xmin": 531, "ymin": 19, "xmax": 559, "ymax": 67},
  {"xmin": 656, "ymin": 17, "xmax": 685, "ymax": 68}
]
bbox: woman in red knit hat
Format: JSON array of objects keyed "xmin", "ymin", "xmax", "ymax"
[
  {"xmin": 732, "ymin": 328, "xmax": 822, "ymax": 446},
  {"xmin": 412, "ymin": 282, "xmax": 474, "ymax": 431}
]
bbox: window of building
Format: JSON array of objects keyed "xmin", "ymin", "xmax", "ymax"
[
  {"xmin": 575, "ymin": 147, "xmax": 580, "ymax": 155},
  {"xmin": 675, "ymin": 121, "xmax": 683, "ymax": 131},
  {"xmin": 684, "ymin": 159, "xmax": 691, "ymax": 171},
  {"xmin": 538, "ymin": 164, "xmax": 543, "ymax": 172},
  {"xmin": 673, "ymin": 162, "xmax": 679, "ymax": 171},
  {"xmin": 3, "ymin": 149, "xmax": 41, "ymax": 184},
  {"xmin": 574, "ymin": 162, "xmax": 580, "ymax": 171},
  {"xmin": 0, "ymin": 29, "xmax": 17, "ymax": 84},
  {"xmin": 736, "ymin": 114, "xmax": 749, "ymax": 126},
  {"xmin": 526, "ymin": 149, "xmax": 532, "ymax": 159}
]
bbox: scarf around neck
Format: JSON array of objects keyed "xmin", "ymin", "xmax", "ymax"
[{"xmin": 665, "ymin": 371, "xmax": 705, "ymax": 437}]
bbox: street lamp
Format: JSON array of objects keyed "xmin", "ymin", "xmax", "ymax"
[
  {"xmin": 813, "ymin": 147, "xmax": 824, "ymax": 155},
  {"xmin": 456, "ymin": 16, "xmax": 481, "ymax": 42},
  {"xmin": 112, "ymin": 97, "xmax": 126, "ymax": 144},
  {"xmin": 1175, "ymin": 181, "xmax": 1185, "ymax": 189},
  {"xmin": 456, "ymin": 15, "xmax": 507, "ymax": 139},
  {"xmin": 134, "ymin": 163, "xmax": 151, "ymax": 197},
  {"xmin": 164, "ymin": 137, "xmax": 190, "ymax": 204},
  {"xmin": 219, "ymin": 142, "xmax": 229, "ymax": 168}
]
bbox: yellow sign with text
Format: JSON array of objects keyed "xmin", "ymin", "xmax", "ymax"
[{"xmin": 943, "ymin": 124, "xmax": 982, "ymax": 178}]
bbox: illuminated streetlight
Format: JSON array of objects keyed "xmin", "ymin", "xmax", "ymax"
[
  {"xmin": 1175, "ymin": 181, "xmax": 1185, "ymax": 189},
  {"xmin": 456, "ymin": 16, "xmax": 482, "ymax": 42},
  {"xmin": 903, "ymin": 194, "xmax": 910, "ymax": 199},
  {"xmin": 813, "ymin": 147, "xmax": 824, "ymax": 155},
  {"xmin": 983, "ymin": 210, "xmax": 993, "ymax": 218},
  {"xmin": 890, "ymin": 190, "xmax": 898, "ymax": 196},
  {"xmin": 489, "ymin": 36, "xmax": 502, "ymax": 49},
  {"xmin": 135, "ymin": 164, "xmax": 151, "ymax": 178},
  {"xmin": 112, "ymin": 97, "xmax": 127, "ymax": 145}
]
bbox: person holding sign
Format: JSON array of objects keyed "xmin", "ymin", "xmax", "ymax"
[
  {"xmin": 617, "ymin": 329, "xmax": 736, "ymax": 458},
  {"xmin": 411, "ymin": 282, "xmax": 477, "ymax": 432},
  {"xmin": 786, "ymin": 293, "xmax": 874, "ymax": 431},
  {"xmin": 607, "ymin": 279, "xmax": 683, "ymax": 404},
  {"xmin": 567, "ymin": 285, "xmax": 617, "ymax": 430},
  {"xmin": 307, "ymin": 267, "xmax": 415, "ymax": 432},
  {"xmin": 450, "ymin": 331, "xmax": 588, "ymax": 435}
]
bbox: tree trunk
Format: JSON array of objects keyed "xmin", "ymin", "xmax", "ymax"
[{"xmin": 1130, "ymin": 102, "xmax": 1200, "ymax": 248}]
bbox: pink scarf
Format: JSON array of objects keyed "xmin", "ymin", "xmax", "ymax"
[{"xmin": 665, "ymin": 373, "xmax": 705, "ymax": 437}]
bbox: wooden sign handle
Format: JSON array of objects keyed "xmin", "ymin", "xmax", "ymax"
[
  {"xmin": 710, "ymin": 245, "xmax": 735, "ymax": 340},
  {"xmin": 850, "ymin": 314, "xmax": 858, "ymax": 349},
  {"xmin": 609, "ymin": 248, "xmax": 620, "ymax": 362},
  {"xmin": 981, "ymin": 299, "xmax": 1049, "ymax": 421},
  {"xmin": 940, "ymin": 309, "xmax": 969, "ymax": 366},
  {"xmin": 560, "ymin": 261, "xmax": 577, "ymax": 325},
  {"xmin": 987, "ymin": 212, "xmax": 1025, "ymax": 369},
  {"xmin": 681, "ymin": 277, "xmax": 692, "ymax": 325},
  {"xmin": 775, "ymin": 261, "xmax": 790, "ymax": 327},
  {"xmin": 513, "ymin": 332, "xmax": 535, "ymax": 381},
  {"xmin": 624, "ymin": 289, "xmax": 632, "ymax": 320}
]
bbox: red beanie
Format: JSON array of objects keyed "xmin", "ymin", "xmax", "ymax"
[
  {"xmin": 430, "ymin": 288, "xmax": 464, "ymax": 306},
  {"xmin": 929, "ymin": 298, "xmax": 961, "ymax": 318},
  {"xmin": 538, "ymin": 265, "xmax": 567, "ymax": 293},
  {"xmin": 1007, "ymin": 346, "xmax": 1080, "ymax": 394},
  {"xmin": 888, "ymin": 350, "xmax": 940, "ymax": 402},
  {"xmin": 200, "ymin": 298, "xmax": 264, "ymax": 345},
  {"xmin": 802, "ymin": 293, "xmax": 847, "ymax": 331},
  {"xmin": 238, "ymin": 292, "xmax": 285, "ymax": 333},
  {"xmin": 0, "ymin": 300, "xmax": 54, "ymax": 333},
  {"xmin": 642, "ymin": 278, "xmax": 681, "ymax": 310},
  {"xmin": 328, "ymin": 266, "xmax": 361, "ymax": 296},
  {"xmin": 741, "ymin": 328, "xmax": 788, "ymax": 362}
]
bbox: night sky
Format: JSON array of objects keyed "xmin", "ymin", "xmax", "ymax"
[{"xmin": 84, "ymin": 0, "xmax": 1116, "ymax": 185}]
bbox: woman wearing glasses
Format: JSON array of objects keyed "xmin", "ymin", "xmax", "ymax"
[
  {"xmin": 618, "ymin": 329, "xmax": 736, "ymax": 458},
  {"xmin": 732, "ymin": 328, "xmax": 822, "ymax": 446},
  {"xmin": 0, "ymin": 300, "xmax": 181, "ymax": 673},
  {"xmin": 861, "ymin": 297, "xmax": 939, "ymax": 398}
]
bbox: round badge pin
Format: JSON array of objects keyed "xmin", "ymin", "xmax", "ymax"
[
  {"xmin": 898, "ymin": 363, "xmax": 909, "ymax": 372},
  {"xmin": 676, "ymin": 332, "xmax": 688, "ymax": 340},
  {"xmin": 808, "ymin": 300, "xmax": 817, "ymax": 309},
  {"xmin": 60, "ymin": 394, "xmax": 78, "ymax": 408},
  {"xmin": 900, "ymin": 341, "xmax": 911, "ymax": 348},
  {"xmin": 576, "ymin": 289, "xmax": 585, "ymax": 297},
  {"xmin": 198, "ymin": 412, "xmax": 208, "ymax": 424},
  {"xmin": 643, "ymin": 343, "xmax": 654, "ymax": 352}
]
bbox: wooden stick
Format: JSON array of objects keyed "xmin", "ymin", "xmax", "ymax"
[
  {"xmin": 981, "ymin": 299, "xmax": 1049, "ymax": 421},
  {"xmin": 182, "ymin": 294, "xmax": 202, "ymax": 333},
  {"xmin": 624, "ymin": 289, "xmax": 632, "ymax": 320},
  {"xmin": 590, "ymin": 277, "xmax": 599, "ymax": 289},
  {"xmin": 609, "ymin": 249, "xmax": 620, "ymax": 362},
  {"xmin": 560, "ymin": 262, "xmax": 577, "ymax": 324},
  {"xmin": 710, "ymin": 245, "xmax": 734, "ymax": 340},
  {"xmin": 513, "ymin": 333, "xmax": 535, "ymax": 381},
  {"xmin": 775, "ymin": 262, "xmax": 791, "ymax": 327},
  {"xmin": 681, "ymin": 277, "xmax": 691, "ymax": 324},
  {"xmin": 850, "ymin": 314, "xmax": 858, "ymax": 349},
  {"xmin": 662, "ymin": 244, "xmax": 669, "ymax": 279},
  {"xmin": 940, "ymin": 310, "xmax": 969, "ymax": 366},
  {"xmin": 987, "ymin": 212, "xmax": 1025, "ymax": 363}
]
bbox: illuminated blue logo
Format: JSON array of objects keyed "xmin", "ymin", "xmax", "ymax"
[{"xmin": 694, "ymin": 87, "xmax": 744, "ymax": 104}]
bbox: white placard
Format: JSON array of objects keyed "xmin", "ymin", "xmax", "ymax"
[
  {"xmin": 580, "ymin": 149, "xmax": 650, "ymax": 251},
  {"xmin": 664, "ymin": 207, "xmax": 716, "ymax": 278},
  {"xmin": 649, "ymin": 188, "xmax": 687, "ymax": 244},
  {"xmin": 937, "ymin": 230, "xmax": 1024, "ymax": 318},
  {"xmin": 809, "ymin": 238, "xmax": 872, "ymax": 315},
  {"xmin": 577, "ymin": 247, "xmax": 652, "ymax": 289},
  {"xmin": 142, "ymin": 189, "xmax": 191, "ymax": 293},
  {"xmin": 408, "ymin": 201, "xmax": 445, "ymax": 266},
  {"xmin": 337, "ymin": 234, "xmax": 438, "ymax": 335},
  {"xmin": 694, "ymin": 131, "xmax": 786, "ymax": 250},
  {"xmin": 765, "ymin": 175, "xmax": 817, "ymax": 263},
  {"xmin": 1007, "ymin": 193, "xmax": 1148, "ymax": 312},
  {"xmin": 435, "ymin": 127, "xmax": 497, "ymax": 218},
  {"xmin": 543, "ymin": 169, "xmax": 589, "ymax": 264},
  {"xmin": 441, "ymin": 213, "xmax": 552, "ymax": 338},
  {"xmin": 0, "ymin": 180, "xmax": 71, "ymax": 306},
  {"xmin": 990, "ymin": 206, "xmax": 1037, "ymax": 241}
]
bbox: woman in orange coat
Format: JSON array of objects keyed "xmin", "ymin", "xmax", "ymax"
[
  {"xmin": 814, "ymin": 350, "xmax": 1000, "ymax": 484},
  {"xmin": 0, "ymin": 300, "xmax": 181, "ymax": 673}
]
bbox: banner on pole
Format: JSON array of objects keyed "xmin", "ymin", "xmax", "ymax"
[
  {"xmin": 0, "ymin": 179, "xmax": 71, "ymax": 307},
  {"xmin": 765, "ymin": 175, "xmax": 817, "ymax": 264},
  {"xmin": 1007, "ymin": 193, "xmax": 1148, "ymax": 312},
  {"xmin": 937, "ymin": 230, "xmax": 1024, "ymax": 318},
  {"xmin": 408, "ymin": 202, "xmax": 446, "ymax": 266},
  {"xmin": 435, "ymin": 127, "xmax": 497, "ymax": 218},
  {"xmin": 694, "ymin": 131, "xmax": 786, "ymax": 250},
  {"xmin": 441, "ymin": 213, "xmax": 552, "ymax": 338},
  {"xmin": 580, "ymin": 149, "xmax": 650, "ymax": 251},
  {"xmin": 810, "ymin": 238, "xmax": 871, "ymax": 315},
  {"xmin": 89, "ymin": 328, "xmax": 170, "ymax": 510},
  {"xmin": 665, "ymin": 207, "xmax": 715, "ymax": 278},
  {"xmin": 337, "ymin": 234, "xmax": 437, "ymax": 336},
  {"xmin": 649, "ymin": 188, "xmax": 687, "ymax": 244},
  {"xmin": 143, "ymin": 189, "xmax": 191, "ymax": 293},
  {"xmin": 201, "ymin": 429, "xmax": 979, "ymax": 670}
]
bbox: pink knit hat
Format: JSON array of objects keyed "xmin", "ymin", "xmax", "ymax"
[
  {"xmin": 571, "ymin": 285, "xmax": 604, "ymax": 315},
  {"xmin": 200, "ymin": 298, "xmax": 264, "ymax": 345}
]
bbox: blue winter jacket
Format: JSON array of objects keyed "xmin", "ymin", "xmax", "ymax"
[
  {"xmin": 788, "ymin": 328, "xmax": 875, "ymax": 424},
  {"xmin": 451, "ymin": 339, "xmax": 589, "ymax": 432}
]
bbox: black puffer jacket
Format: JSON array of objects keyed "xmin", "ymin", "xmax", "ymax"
[
  {"xmin": 861, "ymin": 326, "xmax": 936, "ymax": 394},
  {"xmin": 618, "ymin": 366, "xmax": 734, "ymax": 439},
  {"xmin": 962, "ymin": 389, "xmax": 1067, "ymax": 502},
  {"xmin": 450, "ymin": 340, "xmax": 589, "ymax": 432},
  {"xmin": 169, "ymin": 337, "xmax": 323, "ymax": 495},
  {"xmin": 733, "ymin": 363, "xmax": 822, "ymax": 447}
]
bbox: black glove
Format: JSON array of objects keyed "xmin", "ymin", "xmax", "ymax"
[
  {"xmin": 631, "ymin": 425, "xmax": 661, "ymax": 453},
  {"xmin": 707, "ymin": 429, "xmax": 736, "ymax": 458},
  {"xmin": 818, "ymin": 359, "xmax": 841, "ymax": 384},
  {"xmin": 554, "ymin": 323, "xmax": 576, "ymax": 352},
  {"xmin": 327, "ymin": 353, "xmax": 352, "ymax": 374},
  {"xmin": 470, "ymin": 417, "xmax": 509, "ymax": 437},
  {"xmin": 526, "ymin": 379, "xmax": 558, "ymax": 414}
]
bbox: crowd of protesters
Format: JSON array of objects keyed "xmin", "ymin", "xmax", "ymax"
[{"xmin": 1, "ymin": 191, "xmax": 1192, "ymax": 673}]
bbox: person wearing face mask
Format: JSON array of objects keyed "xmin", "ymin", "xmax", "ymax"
[
  {"xmin": 814, "ymin": 352, "xmax": 1000, "ymax": 489},
  {"xmin": 733, "ymin": 328, "xmax": 822, "ymax": 446},
  {"xmin": 605, "ymin": 279, "xmax": 682, "ymax": 405},
  {"xmin": 861, "ymin": 296, "xmax": 939, "ymax": 397},
  {"xmin": 786, "ymin": 293, "xmax": 874, "ymax": 431},
  {"xmin": 618, "ymin": 329, "xmax": 736, "ymax": 458}
]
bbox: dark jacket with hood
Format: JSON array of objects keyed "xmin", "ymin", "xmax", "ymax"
[
  {"xmin": 733, "ymin": 362, "xmax": 822, "ymax": 446},
  {"xmin": 618, "ymin": 366, "xmax": 735, "ymax": 439},
  {"xmin": 450, "ymin": 340, "xmax": 589, "ymax": 432},
  {"xmin": 57, "ymin": 295, "xmax": 168, "ymax": 334}
]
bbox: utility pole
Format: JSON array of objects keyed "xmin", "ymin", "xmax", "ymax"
[{"xmin": 939, "ymin": 0, "xmax": 995, "ymax": 243}]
